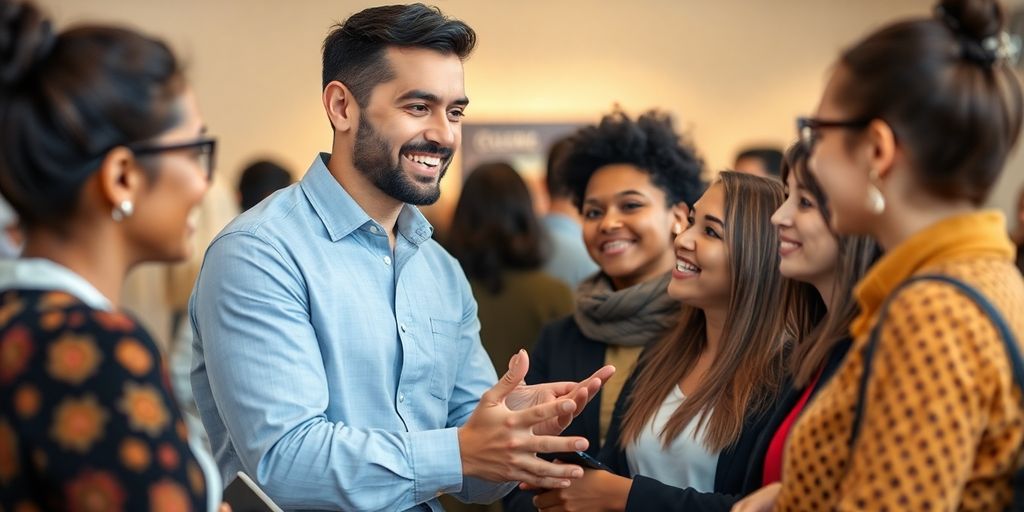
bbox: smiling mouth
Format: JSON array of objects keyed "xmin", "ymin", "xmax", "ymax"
[
  {"xmin": 403, "ymin": 152, "xmax": 442, "ymax": 168},
  {"xmin": 600, "ymin": 240, "xmax": 634, "ymax": 254},
  {"xmin": 676, "ymin": 257, "xmax": 701, "ymax": 275},
  {"xmin": 780, "ymin": 239, "xmax": 802, "ymax": 255}
]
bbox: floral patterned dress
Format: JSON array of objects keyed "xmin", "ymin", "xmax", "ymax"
[{"xmin": 0, "ymin": 289, "xmax": 207, "ymax": 511}]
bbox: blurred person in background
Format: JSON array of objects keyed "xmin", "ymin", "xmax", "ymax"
[
  {"xmin": 733, "ymin": 147, "xmax": 783, "ymax": 178},
  {"xmin": 540, "ymin": 136, "xmax": 599, "ymax": 289},
  {"xmin": 449, "ymin": 162, "xmax": 574, "ymax": 375},
  {"xmin": 237, "ymin": 159, "xmax": 293, "ymax": 212}
]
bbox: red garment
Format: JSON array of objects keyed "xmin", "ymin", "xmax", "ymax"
[{"xmin": 762, "ymin": 368, "xmax": 824, "ymax": 485}]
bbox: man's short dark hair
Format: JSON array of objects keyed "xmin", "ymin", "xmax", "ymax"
[
  {"xmin": 322, "ymin": 3, "xmax": 476, "ymax": 106},
  {"xmin": 563, "ymin": 110, "xmax": 706, "ymax": 211},
  {"xmin": 238, "ymin": 160, "xmax": 293, "ymax": 211},
  {"xmin": 735, "ymin": 147, "xmax": 784, "ymax": 177}
]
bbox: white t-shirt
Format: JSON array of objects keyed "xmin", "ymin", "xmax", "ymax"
[{"xmin": 625, "ymin": 385, "xmax": 720, "ymax": 492}]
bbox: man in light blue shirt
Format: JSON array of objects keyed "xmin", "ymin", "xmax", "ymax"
[{"xmin": 190, "ymin": 5, "xmax": 612, "ymax": 511}]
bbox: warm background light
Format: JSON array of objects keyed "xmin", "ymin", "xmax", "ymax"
[{"xmin": 41, "ymin": 0, "xmax": 1024, "ymax": 347}]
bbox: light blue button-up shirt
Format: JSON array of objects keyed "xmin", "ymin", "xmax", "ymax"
[{"xmin": 190, "ymin": 154, "xmax": 514, "ymax": 511}]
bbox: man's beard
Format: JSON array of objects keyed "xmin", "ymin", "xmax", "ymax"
[{"xmin": 352, "ymin": 116, "xmax": 453, "ymax": 206}]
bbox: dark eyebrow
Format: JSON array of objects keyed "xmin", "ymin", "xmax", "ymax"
[
  {"xmin": 705, "ymin": 214, "xmax": 725, "ymax": 227},
  {"xmin": 583, "ymin": 190, "xmax": 648, "ymax": 206},
  {"xmin": 397, "ymin": 89, "xmax": 470, "ymax": 107}
]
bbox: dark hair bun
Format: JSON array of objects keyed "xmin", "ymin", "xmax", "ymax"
[
  {"xmin": 0, "ymin": 0, "xmax": 54, "ymax": 88},
  {"xmin": 936, "ymin": 0, "xmax": 1005, "ymax": 41}
]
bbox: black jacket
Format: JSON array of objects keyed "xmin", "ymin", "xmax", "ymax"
[{"xmin": 599, "ymin": 339, "xmax": 852, "ymax": 511}]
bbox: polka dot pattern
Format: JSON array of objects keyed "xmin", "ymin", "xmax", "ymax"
[{"xmin": 776, "ymin": 257, "xmax": 1024, "ymax": 511}]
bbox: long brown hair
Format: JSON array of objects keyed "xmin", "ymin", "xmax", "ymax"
[
  {"xmin": 780, "ymin": 143, "xmax": 881, "ymax": 387},
  {"xmin": 619, "ymin": 172, "xmax": 790, "ymax": 451}
]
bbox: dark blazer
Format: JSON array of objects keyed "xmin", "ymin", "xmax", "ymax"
[{"xmin": 599, "ymin": 339, "xmax": 852, "ymax": 511}]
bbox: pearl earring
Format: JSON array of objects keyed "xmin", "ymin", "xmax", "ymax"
[
  {"xmin": 865, "ymin": 170, "xmax": 885, "ymax": 215},
  {"xmin": 111, "ymin": 200, "xmax": 134, "ymax": 222}
]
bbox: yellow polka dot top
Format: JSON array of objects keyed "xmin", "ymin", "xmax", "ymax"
[{"xmin": 775, "ymin": 210, "xmax": 1024, "ymax": 511}]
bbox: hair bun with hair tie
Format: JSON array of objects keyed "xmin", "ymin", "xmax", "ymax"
[
  {"xmin": 959, "ymin": 32, "xmax": 1000, "ymax": 66},
  {"xmin": 0, "ymin": 0, "xmax": 56, "ymax": 89},
  {"xmin": 933, "ymin": 2, "xmax": 1017, "ymax": 67}
]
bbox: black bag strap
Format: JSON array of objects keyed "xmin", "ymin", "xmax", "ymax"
[{"xmin": 848, "ymin": 274, "xmax": 1024, "ymax": 508}]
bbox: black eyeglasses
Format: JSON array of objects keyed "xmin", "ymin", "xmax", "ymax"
[
  {"xmin": 796, "ymin": 116, "xmax": 871, "ymax": 153},
  {"xmin": 128, "ymin": 137, "xmax": 218, "ymax": 182}
]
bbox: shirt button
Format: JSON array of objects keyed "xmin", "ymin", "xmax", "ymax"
[
  {"xmin": 370, "ymin": 225, "xmax": 380, "ymax": 234},
  {"xmin": 398, "ymin": 393, "xmax": 405, "ymax": 403},
  {"xmin": 383, "ymin": 255, "xmax": 392, "ymax": 266}
]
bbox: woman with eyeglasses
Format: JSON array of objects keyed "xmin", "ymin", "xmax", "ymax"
[
  {"xmin": 0, "ymin": 1, "xmax": 222, "ymax": 510},
  {"xmin": 734, "ymin": 0, "xmax": 1024, "ymax": 510}
]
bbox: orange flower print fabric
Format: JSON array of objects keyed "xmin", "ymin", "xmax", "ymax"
[
  {"xmin": 46, "ymin": 334, "xmax": 102, "ymax": 385},
  {"xmin": 0, "ymin": 289, "xmax": 206, "ymax": 511},
  {"xmin": 0, "ymin": 326, "xmax": 33, "ymax": 385},
  {"xmin": 118, "ymin": 383, "xmax": 170, "ymax": 437},
  {"xmin": 50, "ymin": 396, "xmax": 108, "ymax": 453},
  {"xmin": 114, "ymin": 338, "xmax": 152, "ymax": 377}
]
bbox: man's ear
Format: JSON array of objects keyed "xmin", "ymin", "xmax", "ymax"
[
  {"xmin": 323, "ymin": 81, "xmax": 358, "ymax": 133},
  {"xmin": 96, "ymin": 147, "xmax": 146, "ymax": 210}
]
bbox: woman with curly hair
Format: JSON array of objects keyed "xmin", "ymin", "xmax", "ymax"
[{"xmin": 504, "ymin": 109, "xmax": 705, "ymax": 511}]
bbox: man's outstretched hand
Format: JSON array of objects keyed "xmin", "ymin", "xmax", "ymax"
[
  {"xmin": 504, "ymin": 350, "xmax": 615, "ymax": 436},
  {"xmin": 458, "ymin": 350, "xmax": 615, "ymax": 488}
]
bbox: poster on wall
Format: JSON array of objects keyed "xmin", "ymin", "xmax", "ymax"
[{"xmin": 461, "ymin": 123, "xmax": 582, "ymax": 212}]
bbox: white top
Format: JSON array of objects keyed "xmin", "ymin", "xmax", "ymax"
[
  {"xmin": 0, "ymin": 258, "xmax": 222, "ymax": 512},
  {"xmin": 625, "ymin": 385, "xmax": 721, "ymax": 492}
]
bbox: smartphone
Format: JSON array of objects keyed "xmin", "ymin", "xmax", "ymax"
[
  {"xmin": 223, "ymin": 471, "xmax": 285, "ymax": 512},
  {"xmin": 551, "ymin": 451, "xmax": 613, "ymax": 472}
]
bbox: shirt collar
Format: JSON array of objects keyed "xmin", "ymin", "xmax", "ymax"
[
  {"xmin": 0, "ymin": 258, "xmax": 113, "ymax": 311},
  {"xmin": 299, "ymin": 153, "xmax": 434, "ymax": 245},
  {"xmin": 850, "ymin": 209, "xmax": 1014, "ymax": 337}
]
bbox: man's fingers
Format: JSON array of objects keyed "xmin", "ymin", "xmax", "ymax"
[
  {"xmin": 525, "ymin": 434, "xmax": 589, "ymax": 454},
  {"xmin": 514, "ymin": 398, "xmax": 575, "ymax": 427},
  {"xmin": 507, "ymin": 456, "xmax": 583, "ymax": 489},
  {"xmin": 520, "ymin": 456, "xmax": 584, "ymax": 479},
  {"xmin": 589, "ymin": 364, "xmax": 616, "ymax": 384},
  {"xmin": 511, "ymin": 470, "xmax": 571, "ymax": 491},
  {"xmin": 482, "ymin": 349, "xmax": 530, "ymax": 404},
  {"xmin": 569, "ymin": 386, "xmax": 589, "ymax": 415}
]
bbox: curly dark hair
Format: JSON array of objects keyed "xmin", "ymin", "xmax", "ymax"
[{"xmin": 562, "ymin": 110, "xmax": 706, "ymax": 211}]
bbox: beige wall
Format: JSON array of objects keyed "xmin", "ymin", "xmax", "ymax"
[{"xmin": 40, "ymin": 0, "xmax": 1024, "ymax": 346}]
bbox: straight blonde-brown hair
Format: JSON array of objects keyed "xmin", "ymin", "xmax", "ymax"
[{"xmin": 619, "ymin": 172, "xmax": 792, "ymax": 452}]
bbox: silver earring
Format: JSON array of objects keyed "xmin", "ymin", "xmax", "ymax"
[
  {"xmin": 866, "ymin": 170, "xmax": 885, "ymax": 215},
  {"xmin": 111, "ymin": 200, "xmax": 134, "ymax": 222}
]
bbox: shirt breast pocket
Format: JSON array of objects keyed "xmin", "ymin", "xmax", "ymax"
[{"xmin": 429, "ymin": 318, "xmax": 461, "ymax": 400}]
